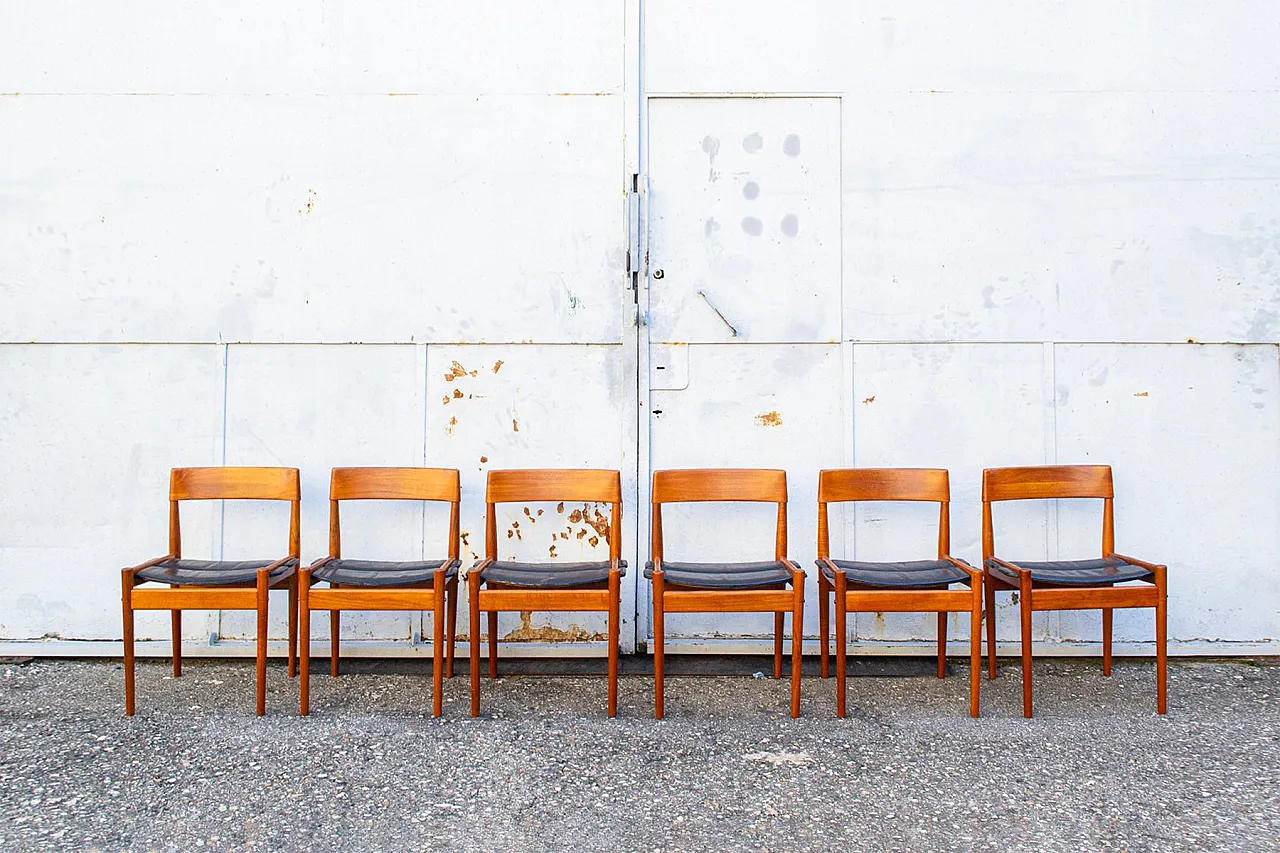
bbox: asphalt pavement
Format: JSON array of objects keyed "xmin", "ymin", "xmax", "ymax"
[{"xmin": 0, "ymin": 656, "xmax": 1276, "ymax": 852}]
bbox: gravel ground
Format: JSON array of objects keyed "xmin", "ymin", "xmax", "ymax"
[{"xmin": 0, "ymin": 657, "xmax": 1276, "ymax": 852}]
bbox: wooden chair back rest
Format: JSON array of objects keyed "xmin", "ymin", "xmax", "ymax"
[
  {"xmin": 328, "ymin": 467, "xmax": 461, "ymax": 560},
  {"xmin": 485, "ymin": 469, "xmax": 622, "ymax": 561},
  {"xmin": 816, "ymin": 468, "xmax": 951, "ymax": 559},
  {"xmin": 167, "ymin": 467, "xmax": 301, "ymax": 559},
  {"xmin": 981, "ymin": 465, "xmax": 1115, "ymax": 560},
  {"xmin": 650, "ymin": 468, "xmax": 788, "ymax": 562}
]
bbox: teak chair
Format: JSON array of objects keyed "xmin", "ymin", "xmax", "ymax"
[
  {"xmin": 121, "ymin": 467, "xmax": 301, "ymax": 716},
  {"xmin": 647, "ymin": 469, "xmax": 805, "ymax": 719},
  {"xmin": 816, "ymin": 468, "xmax": 982, "ymax": 718},
  {"xmin": 982, "ymin": 465, "xmax": 1168, "ymax": 717},
  {"xmin": 299, "ymin": 467, "xmax": 462, "ymax": 717},
  {"xmin": 470, "ymin": 469, "xmax": 625, "ymax": 717}
]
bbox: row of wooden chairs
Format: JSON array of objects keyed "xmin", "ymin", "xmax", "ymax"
[{"xmin": 121, "ymin": 465, "xmax": 1168, "ymax": 720}]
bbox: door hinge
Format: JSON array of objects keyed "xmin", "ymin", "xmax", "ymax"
[{"xmin": 625, "ymin": 172, "xmax": 642, "ymax": 303}]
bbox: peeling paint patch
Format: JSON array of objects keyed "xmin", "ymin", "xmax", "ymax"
[
  {"xmin": 503, "ymin": 611, "xmax": 604, "ymax": 642},
  {"xmin": 480, "ymin": 456, "xmax": 488, "ymax": 463},
  {"xmin": 512, "ymin": 419, "xmax": 520, "ymax": 432},
  {"xmin": 444, "ymin": 416, "xmax": 458, "ymax": 436},
  {"xmin": 444, "ymin": 360, "xmax": 477, "ymax": 381},
  {"xmin": 492, "ymin": 360, "xmax": 504, "ymax": 373},
  {"xmin": 862, "ymin": 396, "xmax": 875, "ymax": 404},
  {"xmin": 754, "ymin": 411, "xmax": 783, "ymax": 427}
]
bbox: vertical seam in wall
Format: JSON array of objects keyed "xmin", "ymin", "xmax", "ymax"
[{"xmin": 217, "ymin": 343, "xmax": 229, "ymax": 641}]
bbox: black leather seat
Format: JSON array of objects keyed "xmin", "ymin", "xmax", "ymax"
[
  {"xmin": 985, "ymin": 557, "xmax": 1152, "ymax": 586},
  {"xmin": 820, "ymin": 558, "xmax": 971, "ymax": 588},
  {"xmin": 644, "ymin": 560, "xmax": 793, "ymax": 589},
  {"xmin": 136, "ymin": 558, "xmax": 298, "ymax": 586},
  {"xmin": 313, "ymin": 558, "xmax": 460, "ymax": 587},
  {"xmin": 481, "ymin": 560, "xmax": 627, "ymax": 587}
]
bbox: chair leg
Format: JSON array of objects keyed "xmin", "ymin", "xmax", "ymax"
[
  {"xmin": 433, "ymin": 576, "xmax": 446, "ymax": 718},
  {"xmin": 446, "ymin": 576, "xmax": 459, "ymax": 679},
  {"xmin": 488, "ymin": 611, "xmax": 499, "ymax": 678},
  {"xmin": 170, "ymin": 585, "xmax": 182, "ymax": 678},
  {"xmin": 122, "ymin": 571, "xmax": 136, "ymax": 716},
  {"xmin": 653, "ymin": 573, "xmax": 665, "ymax": 720},
  {"xmin": 936, "ymin": 612, "xmax": 947, "ymax": 679},
  {"xmin": 608, "ymin": 571, "xmax": 620, "ymax": 718},
  {"xmin": 1102, "ymin": 607, "xmax": 1113, "ymax": 676},
  {"xmin": 1019, "ymin": 575, "xmax": 1034, "ymax": 718},
  {"xmin": 818, "ymin": 572, "xmax": 830, "ymax": 679},
  {"xmin": 469, "ymin": 573, "xmax": 482, "ymax": 717},
  {"xmin": 984, "ymin": 572, "xmax": 998, "ymax": 680},
  {"xmin": 969, "ymin": 581, "xmax": 982, "ymax": 718},
  {"xmin": 330, "ymin": 583, "xmax": 341, "ymax": 678},
  {"xmin": 299, "ymin": 572, "xmax": 311, "ymax": 716},
  {"xmin": 773, "ymin": 612, "xmax": 784, "ymax": 680},
  {"xmin": 1155, "ymin": 570, "xmax": 1168, "ymax": 715},
  {"xmin": 256, "ymin": 571, "xmax": 269, "ymax": 717},
  {"xmin": 287, "ymin": 576, "xmax": 298, "ymax": 679},
  {"xmin": 790, "ymin": 581, "xmax": 803, "ymax": 719},
  {"xmin": 835, "ymin": 573, "xmax": 848, "ymax": 719}
]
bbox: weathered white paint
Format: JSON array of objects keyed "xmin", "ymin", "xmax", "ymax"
[{"xmin": 2, "ymin": 1, "xmax": 1278, "ymax": 659}]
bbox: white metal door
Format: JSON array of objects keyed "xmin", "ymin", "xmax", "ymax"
[{"xmin": 642, "ymin": 96, "xmax": 843, "ymax": 649}]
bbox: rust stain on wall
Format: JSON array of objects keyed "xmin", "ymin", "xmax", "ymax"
[
  {"xmin": 503, "ymin": 611, "xmax": 603, "ymax": 642},
  {"xmin": 444, "ymin": 416, "xmax": 458, "ymax": 436},
  {"xmin": 1134, "ymin": 391, "xmax": 1149, "ymax": 397},
  {"xmin": 862, "ymin": 396, "xmax": 876, "ymax": 404},
  {"xmin": 492, "ymin": 360, "xmax": 505, "ymax": 373},
  {"xmin": 444, "ymin": 360, "xmax": 477, "ymax": 382},
  {"xmin": 755, "ymin": 411, "xmax": 783, "ymax": 427},
  {"xmin": 480, "ymin": 456, "xmax": 488, "ymax": 463}
]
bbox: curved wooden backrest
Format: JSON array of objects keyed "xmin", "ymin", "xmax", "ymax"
[
  {"xmin": 982, "ymin": 465, "xmax": 1113, "ymax": 501},
  {"xmin": 168, "ymin": 467, "xmax": 300, "ymax": 558},
  {"xmin": 650, "ymin": 469, "xmax": 788, "ymax": 562},
  {"xmin": 170, "ymin": 467, "xmax": 300, "ymax": 501},
  {"xmin": 651, "ymin": 468, "xmax": 787, "ymax": 504},
  {"xmin": 487, "ymin": 469, "xmax": 622, "ymax": 504},
  {"xmin": 330, "ymin": 467, "xmax": 460, "ymax": 502},
  {"xmin": 327, "ymin": 468, "xmax": 460, "ymax": 560},
  {"xmin": 816, "ymin": 468, "xmax": 950, "ymax": 559},
  {"xmin": 818, "ymin": 468, "xmax": 949, "ymax": 503},
  {"xmin": 485, "ymin": 469, "xmax": 623, "ymax": 561},
  {"xmin": 982, "ymin": 465, "xmax": 1115, "ymax": 559}
]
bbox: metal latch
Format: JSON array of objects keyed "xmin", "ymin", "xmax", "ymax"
[{"xmin": 625, "ymin": 173, "xmax": 642, "ymax": 301}]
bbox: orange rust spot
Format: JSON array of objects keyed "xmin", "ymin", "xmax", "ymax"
[
  {"xmin": 492, "ymin": 360, "xmax": 504, "ymax": 373},
  {"xmin": 506, "ymin": 529, "xmax": 514, "ymax": 539},
  {"xmin": 557, "ymin": 502, "xmax": 565, "ymax": 513},
  {"xmin": 441, "ymin": 395, "xmax": 451, "ymax": 405},
  {"xmin": 460, "ymin": 532, "xmax": 470, "ymax": 548},
  {"xmin": 480, "ymin": 455, "xmax": 488, "ymax": 463},
  {"xmin": 568, "ymin": 509, "xmax": 583, "ymax": 524},
  {"xmin": 512, "ymin": 419, "xmax": 520, "ymax": 432},
  {"xmin": 754, "ymin": 411, "xmax": 783, "ymax": 427},
  {"xmin": 536, "ymin": 509, "xmax": 544, "ymax": 517},
  {"xmin": 453, "ymin": 388, "xmax": 464, "ymax": 399},
  {"xmin": 576, "ymin": 529, "xmax": 586, "ymax": 540},
  {"xmin": 862, "ymin": 396, "xmax": 876, "ymax": 404},
  {"xmin": 444, "ymin": 416, "xmax": 458, "ymax": 436},
  {"xmin": 588, "ymin": 536, "xmax": 600, "ymax": 548},
  {"xmin": 1134, "ymin": 391, "xmax": 1149, "ymax": 397},
  {"xmin": 549, "ymin": 544, "xmax": 558, "ymax": 558},
  {"xmin": 444, "ymin": 360, "xmax": 469, "ymax": 382},
  {"xmin": 560, "ymin": 532, "xmax": 569, "ymax": 540}
]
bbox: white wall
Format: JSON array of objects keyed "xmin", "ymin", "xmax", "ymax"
[{"xmin": 2, "ymin": 1, "xmax": 1277, "ymax": 654}]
